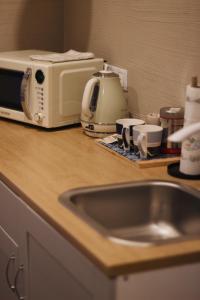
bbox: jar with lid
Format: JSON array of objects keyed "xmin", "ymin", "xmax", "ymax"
[{"xmin": 160, "ymin": 107, "xmax": 184, "ymax": 154}]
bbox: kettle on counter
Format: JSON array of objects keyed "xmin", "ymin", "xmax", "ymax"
[{"xmin": 81, "ymin": 70, "xmax": 128, "ymax": 137}]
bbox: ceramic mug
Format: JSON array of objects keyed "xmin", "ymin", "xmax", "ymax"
[
  {"xmin": 116, "ymin": 118, "xmax": 145, "ymax": 150},
  {"xmin": 133, "ymin": 124, "xmax": 163, "ymax": 159}
]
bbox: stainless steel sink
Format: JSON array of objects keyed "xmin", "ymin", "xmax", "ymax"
[{"xmin": 59, "ymin": 181, "xmax": 200, "ymax": 247}]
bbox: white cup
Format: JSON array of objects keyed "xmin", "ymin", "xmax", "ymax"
[
  {"xmin": 133, "ymin": 125, "xmax": 163, "ymax": 159},
  {"xmin": 116, "ymin": 118, "xmax": 145, "ymax": 150}
]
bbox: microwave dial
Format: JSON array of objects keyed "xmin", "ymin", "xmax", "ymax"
[
  {"xmin": 34, "ymin": 112, "xmax": 43, "ymax": 123},
  {"xmin": 35, "ymin": 70, "xmax": 45, "ymax": 84}
]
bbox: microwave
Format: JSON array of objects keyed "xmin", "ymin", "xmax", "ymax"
[{"xmin": 0, "ymin": 50, "xmax": 103, "ymax": 128}]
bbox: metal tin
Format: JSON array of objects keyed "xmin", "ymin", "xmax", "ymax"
[{"xmin": 160, "ymin": 107, "xmax": 184, "ymax": 154}]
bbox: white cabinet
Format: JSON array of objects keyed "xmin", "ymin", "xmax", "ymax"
[
  {"xmin": 116, "ymin": 263, "xmax": 200, "ymax": 300},
  {"xmin": 0, "ymin": 180, "xmax": 113, "ymax": 300},
  {"xmin": 0, "ymin": 179, "xmax": 200, "ymax": 300},
  {"xmin": 20, "ymin": 203, "xmax": 109, "ymax": 300},
  {"xmin": 0, "ymin": 226, "xmax": 19, "ymax": 300},
  {"xmin": 0, "ymin": 181, "xmax": 22, "ymax": 300}
]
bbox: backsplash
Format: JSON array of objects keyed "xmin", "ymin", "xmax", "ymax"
[{"xmin": 64, "ymin": 0, "xmax": 200, "ymax": 117}]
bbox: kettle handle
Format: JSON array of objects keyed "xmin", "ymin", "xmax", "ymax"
[{"xmin": 82, "ymin": 77, "xmax": 99, "ymax": 119}]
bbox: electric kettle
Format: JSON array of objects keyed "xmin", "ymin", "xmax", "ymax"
[{"xmin": 81, "ymin": 70, "xmax": 128, "ymax": 137}]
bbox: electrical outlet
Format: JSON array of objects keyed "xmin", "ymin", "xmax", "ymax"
[{"xmin": 104, "ymin": 63, "xmax": 128, "ymax": 91}]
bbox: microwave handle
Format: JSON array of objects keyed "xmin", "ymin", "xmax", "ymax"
[{"xmin": 20, "ymin": 68, "xmax": 32, "ymax": 120}]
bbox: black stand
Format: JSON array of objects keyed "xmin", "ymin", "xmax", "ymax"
[{"xmin": 167, "ymin": 162, "xmax": 200, "ymax": 180}]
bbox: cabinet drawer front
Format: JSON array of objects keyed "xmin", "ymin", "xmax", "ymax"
[
  {"xmin": 0, "ymin": 225, "xmax": 19, "ymax": 300},
  {"xmin": 0, "ymin": 181, "xmax": 20, "ymax": 243},
  {"xmin": 0, "ymin": 224, "xmax": 19, "ymax": 260}
]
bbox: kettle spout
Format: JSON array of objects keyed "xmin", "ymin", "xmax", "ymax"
[{"xmin": 168, "ymin": 122, "xmax": 200, "ymax": 142}]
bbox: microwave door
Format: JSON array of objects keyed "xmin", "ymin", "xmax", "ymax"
[
  {"xmin": 0, "ymin": 68, "xmax": 32, "ymax": 120},
  {"xmin": 0, "ymin": 68, "xmax": 24, "ymax": 112}
]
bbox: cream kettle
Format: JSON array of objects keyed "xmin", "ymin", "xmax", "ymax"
[{"xmin": 81, "ymin": 70, "xmax": 128, "ymax": 137}]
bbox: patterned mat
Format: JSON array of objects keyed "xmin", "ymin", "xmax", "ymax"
[{"xmin": 98, "ymin": 140, "xmax": 178, "ymax": 162}]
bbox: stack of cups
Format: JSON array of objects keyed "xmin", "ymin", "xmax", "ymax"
[
  {"xmin": 116, "ymin": 118, "xmax": 163, "ymax": 159},
  {"xmin": 116, "ymin": 119, "xmax": 145, "ymax": 151}
]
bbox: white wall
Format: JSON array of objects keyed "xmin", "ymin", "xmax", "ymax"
[
  {"xmin": 64, "ymin": 0, "xmax": 200, "ymax": 117},
  {"xmin": 0, "ymin": 0, "xmax": 64, "ymax": 52}
]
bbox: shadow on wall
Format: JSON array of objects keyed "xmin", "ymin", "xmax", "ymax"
[
  {"xmin": 64, "ymin": 0, "xmax": 91, "ymax": 51},
  {"xmin": 17, "ymin": 0, "xmax": 64, "ymax": 51}
]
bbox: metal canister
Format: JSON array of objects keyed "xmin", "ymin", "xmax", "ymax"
[{"xmin": 160, "ymin": 107, "xmax": 184, "ymax": 154}]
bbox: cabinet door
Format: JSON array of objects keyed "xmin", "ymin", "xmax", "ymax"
[
  {"xmin": 0, "ymin": 225, "xmax": 19, "ymax": 300},
  {"xmin": 27, "ymin": 235, "xmax": 92, "ymax": 300},
  {"xmin": 116, "ymin": 263, "xmax": 200, "ymax": 300},
  {"xmin": 20, "ymin": 205, "xmax": 93, "ymax": 300},
  {"xmin": 20, "ymin": 203, "xmax": 114, "ymax": 300},
  {"xmin": 0, "ymin": 181, "xmax": 20, "ymax": 244},
  {"xmin": 0, "ymin": 180, "xmax": 25, "ymax": 300}
]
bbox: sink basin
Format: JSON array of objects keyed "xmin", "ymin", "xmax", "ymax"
[{"xmin": 59, "ymin": 181, "xmax": 200, "ymax": 247}]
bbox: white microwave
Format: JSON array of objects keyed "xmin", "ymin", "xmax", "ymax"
[{"xmin": 0, "ymin": 50, "xmax": 103, "ymax": 128}]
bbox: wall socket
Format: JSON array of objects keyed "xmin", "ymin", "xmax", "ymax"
[{"xmin": 104, "ymin": 63, "xmax": 128, "ymax": 91}]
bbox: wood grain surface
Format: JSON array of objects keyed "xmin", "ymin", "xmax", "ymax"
[{"xmin": 0, "ymin": 119, "xmax": 200, "ymax": 277}]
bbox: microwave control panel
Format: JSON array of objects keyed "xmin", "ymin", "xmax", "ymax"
[{"xmin": 34, "ymin": 69, "xmax": 45, "ymax": 115}]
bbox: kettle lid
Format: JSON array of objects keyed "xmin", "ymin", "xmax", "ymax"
[{"xmin": 93, "ymin": 70, "xmax": 119, "ymax": 78}]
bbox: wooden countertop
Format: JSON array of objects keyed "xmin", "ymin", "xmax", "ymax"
[{"xmin": 0, "ymin": 119, "xmax": 200, "ymax": 277}]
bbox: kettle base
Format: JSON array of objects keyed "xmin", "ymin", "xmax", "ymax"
[
  {"xmin": 81, "ymin": 120, "xmax": 116, "ymax": 138},
  {"xmin": 83, "ymin": 130, "xmax": 116, "ymax": 138}
]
